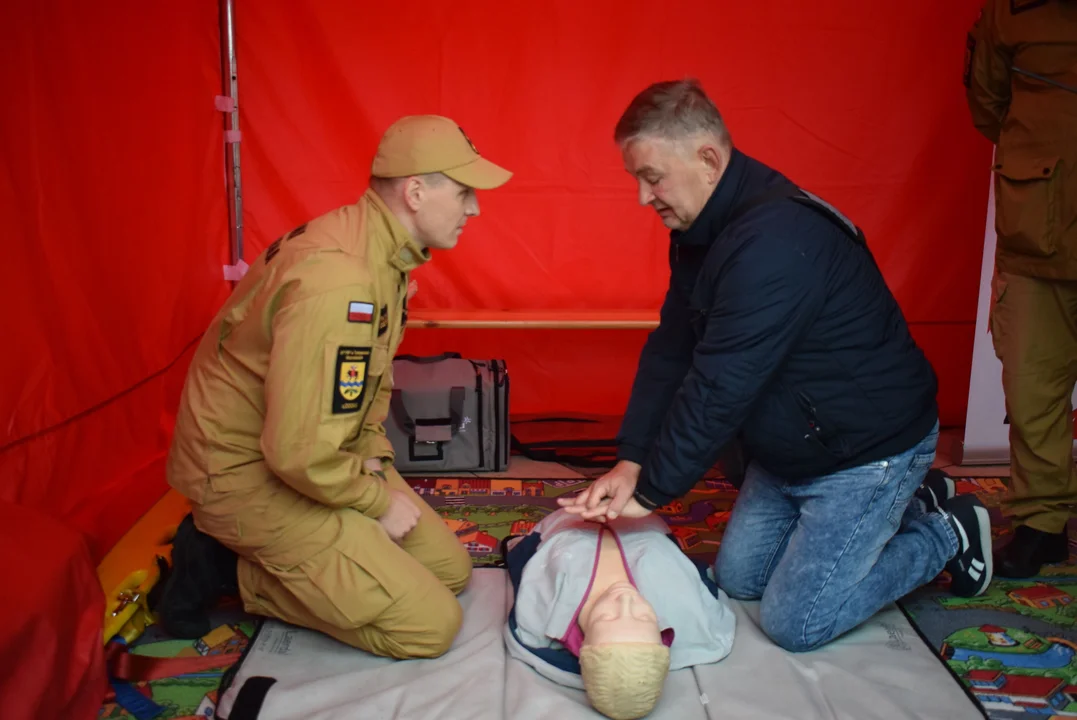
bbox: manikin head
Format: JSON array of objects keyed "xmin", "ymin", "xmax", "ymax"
[
  {"xmin": 369, "ymin": 115, "xmax": 511, "ymax": 250},
  {"xmin": 614, "ymin": 79, "xmax": 733, "ymax": 232},
  {"xmin": 579, "ymin": 580, "xmax": 671, "ymax": 720}
]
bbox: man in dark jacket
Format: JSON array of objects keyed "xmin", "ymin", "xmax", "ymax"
[{"xmin": 561, "ymin": 79, "xmax": 993, "ymax": 652}]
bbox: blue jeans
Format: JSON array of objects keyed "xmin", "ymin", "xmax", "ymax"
[{"xmin": 714, "ymin": 423, "xmax": 957, "ymax": 652}]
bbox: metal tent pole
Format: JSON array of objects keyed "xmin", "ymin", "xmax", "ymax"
[{"xmin": 220, "ymin": 0, "xmax": 244, "ymax": 274}]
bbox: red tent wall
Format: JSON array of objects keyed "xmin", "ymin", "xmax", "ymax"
[
  {"xmin": 0, "ymin": 0, "xmax": 229, "ymax": 559},
  {"xmin": 239, "ymin": 0, "xmax": 993, "ymax": 425}
]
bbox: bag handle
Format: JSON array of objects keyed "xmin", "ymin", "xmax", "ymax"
[
  {"xmin": 390, "ymin": 386, "xmax": 466, "ymax": 443},
  {"xmin": 395, "ymin": 352, "xmax": 462, "ymax": 364}
]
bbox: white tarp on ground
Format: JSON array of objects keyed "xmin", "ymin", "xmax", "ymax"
[{"xmin": 216, "ymin": 569, "xmax": 983, "ymax": 720}]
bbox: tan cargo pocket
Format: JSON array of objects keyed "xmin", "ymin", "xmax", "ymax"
[
  {"xmin": 994, "ymin": 155, "xmax": 1062, "ymax": 258},
  {"xmin": 207, "ymin": 447, "xmax": 270, "ymax": 492},
  {"xmin": 364, "ymin": 344, "xmax": 390, "ymax": 407},
  {"xmin": 369, "ymin": 344, "xmax": 390, "ymax": 378},
  {"xmin": 989, "ymin": 271, "xmax": 1009, "ymax": 361},
  {"xmin": 208, "ymin": 471, "xmax": 267, "ymax": 493}
]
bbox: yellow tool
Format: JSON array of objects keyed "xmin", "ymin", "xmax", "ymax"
[{"xmin": 103, "ymin": 564, "xmax": 161, "ymax": 645}]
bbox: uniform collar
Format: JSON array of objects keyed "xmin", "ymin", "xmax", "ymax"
[
  {"xmin": 362, "ymin": 188, "xmax": 431, "ymax": 273},
  {"xmin": 671, "ymin": 147, "xmax": 748, "ymax": 247}
]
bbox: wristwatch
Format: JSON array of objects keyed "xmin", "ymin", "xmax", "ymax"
[{"xmin": 633, "ymin": 487, "xmax": 660, "ymax": 510}]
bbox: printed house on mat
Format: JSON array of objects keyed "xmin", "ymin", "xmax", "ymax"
[
  {"xmin": 1008, "ymin": 584, "xmax": 1074, "ymax": 609},
  {"xmin": 966, "ymin": 672, "xmax": 1075, "ymax": 714},
  {"xmin": 409, "ymin": 478, "xmax": 437, "ymax": 495},
  {"xmin": 511, "ymin": 520, "xmax": 537, "ymax": 535},
  {"xmin": 979, "ymin": 625, "xmax": 1017, "ymax": 647},
  {"xmin": 432, "ymin": 479, "xmax": 544, "ymax": 496},
  {"xmin": 196, "ymin": 690, "xmax": 220, "ymax": 718},
  {"xmin": 460, "ymin": 531, "xmax": 498, "ymax": 553},
  {"xmin": 444, "ymin": 518, "xmax": 478, "ymax": 534},
  {"xmin": 669, "ymin": 526, "xmax": 701, "ymax": 550}
]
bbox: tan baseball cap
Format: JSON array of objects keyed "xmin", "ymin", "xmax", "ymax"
[{"xmin": 371, "ymin": 115, "xmax": 512, "ymax": 190}]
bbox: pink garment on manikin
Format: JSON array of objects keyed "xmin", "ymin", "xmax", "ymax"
[{"xmin": 559, "ymin": 525, "xmax": 675, "ymax": 656}]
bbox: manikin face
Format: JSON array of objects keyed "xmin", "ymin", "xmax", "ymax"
[
  {"xmin": 582, "ymin": 581, "xmax": 663, "ymax": 647},
  {"xmin": 412, "ymin": 175, "xmax": 480, "ymax": 250},
  {"xmin": 621, "ymin": 134, "xmax": 725, "ymax": 232}
]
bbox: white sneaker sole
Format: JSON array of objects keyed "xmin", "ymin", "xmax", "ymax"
[{"xmin": 966, "ymin": 504, "xmax": 993, "ymax": 596}]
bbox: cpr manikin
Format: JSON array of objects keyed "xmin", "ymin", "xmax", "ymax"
[
  {"xmin": 504, "ymin": 509, "xmax": 735, "ymax": 720},
  {"xmin": 575, "ymin": 528, "xmax": 671, "ymax": 718}
]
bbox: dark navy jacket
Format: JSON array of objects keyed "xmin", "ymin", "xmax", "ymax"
[{"xmin": 619, "ymin": 149, "xmax": 939, "ymax": 508}]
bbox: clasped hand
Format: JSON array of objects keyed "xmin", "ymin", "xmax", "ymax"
[
  {"xmin": 364, "ymin": 457, "xmax": 421, "ymax": 542},
  {"xmin": 557, "ymin": 460, "xmax": 653, "ymax": 522}
]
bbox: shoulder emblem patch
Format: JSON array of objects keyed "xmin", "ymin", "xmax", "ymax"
[
  {"xmin": 333, "ymin": 346, "xmax": 370, "ymax": 414},
  {"xmin": 285, "ymin": 222, "xmax": 307, "ymax": 241},
  {"xmin": 378, "ymin": 305, "xmax": 389, "ymax": 336},
  {"xmin": 347, "ymin": 301, "xmax": 374, "ymax": 323},
  {"xmin": 264, "ymin": 222, "xmax": 308, "ymax": 265},
  {"xmin": 265, "ymin": 237, "xmax": 282, "ymax": 264}
]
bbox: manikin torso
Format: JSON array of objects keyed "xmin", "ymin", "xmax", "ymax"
[
  {"xmin": 575, "ymin": 524, "xmax": 663, "ymax": 648},
  {"xmin": 579, "ymin": 529, "xmax": 629, "ymax": 624}
]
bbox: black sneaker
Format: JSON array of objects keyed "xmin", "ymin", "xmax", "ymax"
[
  {"xmin": 915, "ymin": 468, "xmax": 955, "ymax": 514},
  {"xmin": 153, "ymin": 513, "xmax": 239, "ymax": 638},
  {"xmin": 942, "ymin": 494, "xmax": 993, "ymax": 597}
]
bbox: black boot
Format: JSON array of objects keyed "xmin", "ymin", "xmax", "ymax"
[
  {"xmin": 993, "ymin": 524, "xmax": 1069, "ymax": 579},
  {"xmin": 153, "ymin": 513, "xmax": 240, "ymax": 639}
]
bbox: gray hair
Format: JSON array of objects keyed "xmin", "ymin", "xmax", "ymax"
[{"xmin": 614, "ymin": 79, "xmax": 731, "ymax": 149}]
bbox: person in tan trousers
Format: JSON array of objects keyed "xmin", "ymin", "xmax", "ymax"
[
  {"xmin": 156, "ymin": 115, "xmax": 511, "ymax": 658},
  {"xmin": 966, "ymin": 0, "xmax": 1077, "ymax": 576}
]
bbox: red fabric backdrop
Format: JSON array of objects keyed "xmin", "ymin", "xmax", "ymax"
[
  {"xmin": 0, "ymin": 499, "xmax": 108, "ymax": 720},
  {"xmin": 0, "ymin": 0, "xmax": 230, "ymax": 559},
  {"xmin": 238, "ymin": 0, "xmax": 994, "ymax": 425},
  {"xmin": 0, "ymin": 0, "xmax": 994, "ymax": 565}
]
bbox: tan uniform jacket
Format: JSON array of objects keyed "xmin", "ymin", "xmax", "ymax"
[
  {"xmin": 966, "ymin": 0, "xmax": 1077, "ymax": 279},
  {"xmin": 167, "ymin": 189, "xmax": 427, "ymax": 518}
]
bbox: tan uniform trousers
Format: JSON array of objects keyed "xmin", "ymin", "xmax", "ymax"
[
  {"xmin": 191, "ymin": 465, "xmax": 472, "ymax": 659},
  {"xmin": 992, "ymin": 271, "xmax": 1077, "ymax": 533}
]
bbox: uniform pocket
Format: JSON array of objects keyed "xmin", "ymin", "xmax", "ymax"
[
  {"xmin": 687, "ymin": 305, "xmax": 708, "ymax": 341},
  {"xmin": 885, "ymin": 448, "xmax": 937, "ymax": 529},
  {"xmin": 994, "ymin": 155, "xmax": 1062, "ymax": 258},
  {"xmin": 989, "ymin": 271, "xmax": 1009, "ymax": 361},
  {"xmin": 364, "ymin": 344, "xmax": 391, "ymax": 413},
  {"xmin": 788, "ymin": 387, "xmax": 847, "ymax": 459},
  {"xmin": 369, "ymin": 344, "xmax": 390, "ymax": 378}
]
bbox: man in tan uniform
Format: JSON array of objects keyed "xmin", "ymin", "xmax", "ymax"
[
  {"xmin": 966, "ymin": 0, "xmax": 1077, "ymax": 577},
  {"xmin": 155, "ymin": 115, "xmax": 511, "ymax": 659}
]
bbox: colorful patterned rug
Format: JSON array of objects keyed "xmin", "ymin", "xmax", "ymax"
[
  {"xmin": 98, "ymin": 601, "xmax": 257, "ymax": 719},
  {"xmin": 406, "ymin": 470, "xmax": 733, "ymax": 568},
  {"xmin": 101, "ymin": 468, "xmax": 1072, "ymax": 720},
  {"xmin": 898, "ymin": 477, "xmax": 1077, "ymax": 720}
]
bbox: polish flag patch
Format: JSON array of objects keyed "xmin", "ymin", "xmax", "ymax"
[{"xmin": 347, "ymin": 301, "xmax": 374, "ymax": 323}]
